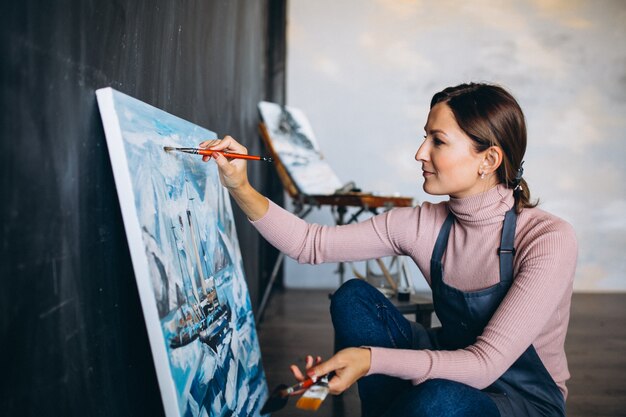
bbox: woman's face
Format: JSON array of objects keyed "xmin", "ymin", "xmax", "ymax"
[{"xmin": 415, "ymin": 102, "xmax": 488, "ymax": 199}]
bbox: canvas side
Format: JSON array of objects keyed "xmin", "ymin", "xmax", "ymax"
[{"xmin": 95, "ymin": 87, "xmax": 180, "ymax": 417}]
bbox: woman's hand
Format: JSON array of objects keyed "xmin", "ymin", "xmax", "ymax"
[
  {"xmin": 288, "ymin": 355, "xmax": 323, "ymax": 396},
  {"xmin": 199, "ymin": 135, "xmax": 269, "ymax": 221},
  {"xmin": 306, "ymin": 347, "xmax": 371, "ymax": 395},
  {"xmin": 199, "ymin": 135, "xmax": 249, "ymax": 191}
]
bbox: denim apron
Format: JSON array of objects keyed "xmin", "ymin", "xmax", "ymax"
[{"xmin": 428, "ymin": 208, "xmax": 565, "ymax": 417}]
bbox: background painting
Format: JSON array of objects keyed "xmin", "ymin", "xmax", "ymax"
[
  {"xmin": 258, "ymin": 101, "xmax": 344, "ymax": 195},
  {"xmin": 96, "ymin": 88, "xmax": 268, "ymax": 417}
]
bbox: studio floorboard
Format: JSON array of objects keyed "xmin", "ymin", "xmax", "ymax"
[{"xmin": 257, "ymin": 289, "xmax": 626, "ymax": 417}]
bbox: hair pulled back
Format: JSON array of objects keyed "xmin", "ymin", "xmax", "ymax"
[{"xmin": 430, "ymin": 82, "xmax": 537, "ymax": 212}]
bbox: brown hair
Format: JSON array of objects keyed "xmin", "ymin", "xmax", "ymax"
[{"xmin": 430, "ymin": 82, "xmax": 537, "ymax": 212}]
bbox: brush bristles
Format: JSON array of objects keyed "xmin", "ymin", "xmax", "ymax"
[
  {"xmin": 295, "ymin": 397, "xmax": 323, "ymax": 411},
  {"xmin": 163, "ymin": 146, "xmax": 175, "ymax": 152}
]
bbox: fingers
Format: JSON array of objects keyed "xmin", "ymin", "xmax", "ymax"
[
  {"xmin": 290, "ymin": 364, "xmax": 306, "ymax": 382},
  {"xmin": 199, "ymin": 135, "xmax": 248, "ymax": 155},
  {"xmin": 305, "ymin": 355, "xmax": 322, "ymax": 370},
  {"xmin": 287, "ymin": 365, "xmax": 309, "ymax": 396},
  {"xmin": 200, "ymin": 140, "xmax": 219, "ymax": 162},
  {"xmin": 288, "ymin": 350, "xmax": 369, "ymax": 396},
  {"xmin": 287, "ymin": 355, "xmax": 323, "ymax": 396},
  {"xmin": 199, "ymin": 139, "xmax": 221, "ymax": 149},
  {"xmin": 307, "ymin": 348, "xmax": 371, "ymax": 395},
  {"xmin": 290, "ymin": 355, "xmax": 323, "ymax": 381},
  {"xmin": 199, "ymin": 135, "xmax": 249, "ymax": 164},
  {"xmin": 211, "ymin": 151, "xmax": 236, "ymax": 174},
  {"xmin": 307, "ymin": 356, "xmax": 336, "ymax": 381}
]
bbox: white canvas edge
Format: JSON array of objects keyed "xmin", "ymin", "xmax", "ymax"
[{"xmin": 95, "ymin": 87, "xmax": 180, "ymax": 417}]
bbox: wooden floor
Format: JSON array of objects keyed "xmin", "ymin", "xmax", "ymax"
[{"xmin": 257, "ymin": 290, "xmax": 626, "ymax": 417}]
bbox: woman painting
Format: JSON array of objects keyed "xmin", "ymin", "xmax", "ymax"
[{"xmin": 201, "ymin": 83, "xmax": 577, "ymax": 417}]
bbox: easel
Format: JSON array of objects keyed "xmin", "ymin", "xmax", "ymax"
[{"xmin": 256, "ymin": 121, "xmax": 430, "ymax": 324}]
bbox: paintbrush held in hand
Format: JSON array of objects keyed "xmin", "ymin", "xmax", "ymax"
[
  {"xmin": 163, "ymin": 146, "xmax": 273, "ymax": 162},
  {"xmin": 261, "ymin": 376, "xmax": 316, "ymax": 414},
  {"xmin": 261, "ymin": 373, "xmax": 332, "ymax": 413},
  {"xmin": 295, "ymin": 374, "xmax": 330, "ymax": 411}
]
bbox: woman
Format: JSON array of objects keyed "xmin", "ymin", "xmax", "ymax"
[{"xmin": 201, "ymin": 83, "xmax": 577, "ymax": 417}]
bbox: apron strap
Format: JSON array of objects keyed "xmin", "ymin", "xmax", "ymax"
[
  {"xmin": 498, "ymin": 208, "xmax": 517, "ymax": 283},
  {"xmin": 432, "ymin": 207, "xmax": 518, "ymax": 285},
  {"xmin": 430, "ymin": 212, "xmax": 455, "ymax": 280}
]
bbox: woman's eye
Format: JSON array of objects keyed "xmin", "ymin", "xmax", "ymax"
[{"xmin": 432, "ymin": 137, "xmax": 444, "ymax": 146}]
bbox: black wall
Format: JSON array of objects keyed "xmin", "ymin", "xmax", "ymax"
[{"xmin": 0, "ymin": 1, "xmax": 285, "ymax": 415}]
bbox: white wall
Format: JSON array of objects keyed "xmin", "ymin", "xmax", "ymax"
[{"xmin": 282, "ymin": 0, "xmax": 626, "ymax": 292}]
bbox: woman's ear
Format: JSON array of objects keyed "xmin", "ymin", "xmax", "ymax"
[{"xmin": 482, "ymin": 146, "xmax": 503, "ymax": 175}]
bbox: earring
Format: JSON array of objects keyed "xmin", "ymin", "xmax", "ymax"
[{"xmin": 480, "ymin": 161, "xmax": 488, "ymax": 179}]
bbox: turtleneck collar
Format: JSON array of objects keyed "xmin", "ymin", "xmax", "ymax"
[{"xmin": 447, "ymin": 184, "xmax": 515, "ymax": 225}]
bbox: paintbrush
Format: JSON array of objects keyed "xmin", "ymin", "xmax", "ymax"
[
  {"xmin": 295, "ymin": 374, "xmax": 330, "ymax": 411},
  {"xmin": 163, "ymin": 146, "xmax": 273, "ymax": 162},
  {"xmin": 260, "ymin": 376, "xmax": 321, "ymax": 414}
]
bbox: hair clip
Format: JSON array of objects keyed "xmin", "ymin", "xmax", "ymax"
[{"xmin": 513, "ymin": 161, "xmax": 525, "ymax": 190}]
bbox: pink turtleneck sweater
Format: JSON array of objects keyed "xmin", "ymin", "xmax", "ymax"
[{"xmin": 251, "ymin": 185, "xmax": 577, "ymax": 398}]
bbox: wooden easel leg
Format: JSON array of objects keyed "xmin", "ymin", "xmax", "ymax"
[{"xmin": 256, "ymin": 252, "xmax": 286, "ymax": 325}]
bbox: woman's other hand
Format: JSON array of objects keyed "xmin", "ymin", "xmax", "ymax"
[
  {"xmin": 307, "ymin": 347, "xmax": 371, "ymax": 395},
  {"xmin": 288, "ymin": 355, "xmax": 323, "ymax": 396}
]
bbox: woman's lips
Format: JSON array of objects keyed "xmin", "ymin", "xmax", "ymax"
[{"xmin": 422, "ymin": 170, "xmax": 434, "ymax": 177}]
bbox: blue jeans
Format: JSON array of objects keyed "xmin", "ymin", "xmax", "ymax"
[{"xmin": 330, "ymin": 279, "xmax": 501, "ymax": 417}]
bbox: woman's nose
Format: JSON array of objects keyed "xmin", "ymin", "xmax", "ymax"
[{"xmin": 415, "ymin": 140, "xmax": 428, "ymax": 162}]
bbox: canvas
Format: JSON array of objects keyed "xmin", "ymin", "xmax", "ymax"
[
  {"xmin": 96, "ymin": 88, "xmax": 268, "ymax": 417},
  {"xmin": 258, "ymin": 101, "xmax": 343, "ymax": 195}
]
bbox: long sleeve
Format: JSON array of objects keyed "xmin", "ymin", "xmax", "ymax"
[
  {"xmin": 251, "ymin": 185, "xmax": 577, "ymax": 398},
  {"xmin": 250, "ymin": 199, "xmax": 426, "ymax": 265},
  {"xmin": 367, "ymin": 213, "xmax": 577, "ymax": 397}
]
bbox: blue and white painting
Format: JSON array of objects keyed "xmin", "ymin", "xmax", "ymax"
[
  {"xmin": 258, "ymin": 101, "xmax": 343, "ymax": 195},
  {"xmin": 96, "ymin": 88, "xmax": 268, "ymax": 417}
]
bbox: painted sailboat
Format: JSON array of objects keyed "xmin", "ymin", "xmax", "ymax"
[{"xmin": 168, "ymin": 189, "xmax": 232, "ymax": 352}]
